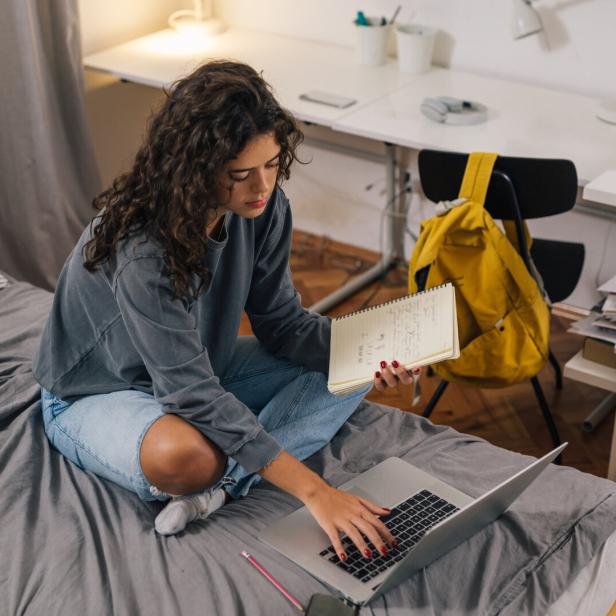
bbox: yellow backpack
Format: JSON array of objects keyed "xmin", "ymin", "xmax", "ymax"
[{"xmin": 408, "ymin": 152, "xmax": 550, "ymax": 388}]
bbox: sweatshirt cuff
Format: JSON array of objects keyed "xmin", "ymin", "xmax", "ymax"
[{"xmin": 228, "ymin": 426, "xmax": 283, "ymax": 474}]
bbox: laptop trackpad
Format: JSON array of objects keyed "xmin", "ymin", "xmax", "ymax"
[
  {"xmin": 343, "ymin": 484, "xmax": 374, "ymax": 500},
  {"xmin": 339, "ymin": 457, "xmax": 473, "ymax": 510}
]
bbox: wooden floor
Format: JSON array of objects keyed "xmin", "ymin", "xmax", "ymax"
[{"xmin": 241, "ymin": 229, "xmax": 613, "ymax": 479}]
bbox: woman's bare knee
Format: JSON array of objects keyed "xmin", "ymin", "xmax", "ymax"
[{"xmin": 140, "ymin": 415, "xmax": 227, "ymax": 494}]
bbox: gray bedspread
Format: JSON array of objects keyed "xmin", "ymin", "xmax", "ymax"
[{"xmin": 1, "ymin": 275, "xmax": 615, "ymax": 616}]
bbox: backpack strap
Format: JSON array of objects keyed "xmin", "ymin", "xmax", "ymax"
[
  {"xmin": 460, "ymin": 153, "xmax": 550, "ymax": 304},
  {"xmin": 458, "ymin": 152, "xmax": 498, "ymax": 206},
  {"xmin": 460, "ymin": 152, "xmax": 534, "ymax": 255},
  {"xmin": 503, "ymin": 219, "xmax": 532, "ymax": 254},
  {"xmin": 502, "ymin": 221, "xmax": 551, "ymax": 305}
]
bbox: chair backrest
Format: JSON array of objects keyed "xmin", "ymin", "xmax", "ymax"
[
  {"xmin": 418, "ymin": 149, "xmax": 584, "ymax": 303},
  {"xmin": 418, "ymin": 150, "xmax": 578, "ymax": 220}
]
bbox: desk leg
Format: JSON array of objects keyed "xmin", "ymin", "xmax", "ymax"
[
  {"xmin": 582, "ymin": 393, "xmax": 616, "ymax": 432},
  {"xmin": 309, "ymin": 144, "xmax": 404, "ymax": 313},
  {"xmin": 309, "ymin": 254, "xmax": 396, "ymax": 313},
  {"xmin": 580, "ymin": 393, "xmax": 616, "ymax": 481}
]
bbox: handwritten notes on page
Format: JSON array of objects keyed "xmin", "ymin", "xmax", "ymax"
[{"xmin": 328, "ymin": 284, "xmax": 459, "ymax": 395}]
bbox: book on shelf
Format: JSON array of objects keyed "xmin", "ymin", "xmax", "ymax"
[
  {"xmin": 327, "ymin": 283, "xmax": 459, "ymax": 395},
  {"xmin": 582, "ymin": 337, "xmax": 616, "ymax": 369},
  {"xmin": 568, "ymin": 275, "xmax": 616, "ymax": 366},
  {"xmin": 568, "ymin": 312, "xmax": 616, "ymax": 346}
]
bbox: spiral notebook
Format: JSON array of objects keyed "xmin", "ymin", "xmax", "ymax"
[{"xmin": 328, "ymin": 283, "xmax": 459, "ymax": 395}]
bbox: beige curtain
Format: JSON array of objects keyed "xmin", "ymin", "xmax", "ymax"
[{"xmin": 0, "ymin": 0, "xmax": 101, "ymax": 290}]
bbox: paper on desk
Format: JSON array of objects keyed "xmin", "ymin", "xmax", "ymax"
[
  {"xmin": 568, "ymin": 314, "xmax": 616, "ymax": 345},
  {"xmin": 597, "ymin": 274, "xmax": 616, "ymax": 294}
]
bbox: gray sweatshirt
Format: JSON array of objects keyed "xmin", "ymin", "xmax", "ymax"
[{"xmin": 33, "ymin": 187, "xmax": 331, "ymax": 473}]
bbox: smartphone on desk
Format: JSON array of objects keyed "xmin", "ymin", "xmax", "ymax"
[
  {"xmin": 306, "ymin": 593, "xmax": 358, "ymax": 616},
  {"xmin": 299, "ymin": 90, "xmax": 357, "ymax": 109}
]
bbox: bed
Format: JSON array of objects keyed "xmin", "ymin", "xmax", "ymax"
[{"xmin": 1, "ymin": 273, "xmax": 615, "ymax": 616}]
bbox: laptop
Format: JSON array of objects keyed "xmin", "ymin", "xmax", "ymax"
[{"xmin": 260, "ymin": 443, "xmax": 567, "ymax": 607}]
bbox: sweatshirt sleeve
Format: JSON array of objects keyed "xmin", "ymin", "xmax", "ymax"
[
  {"xmin": 113, "ymin": 256, "xmax": 282, "ymax": 474},
  {"xmin": 246, "ymin": 191, "xmax": 331, "ymax": 375}
]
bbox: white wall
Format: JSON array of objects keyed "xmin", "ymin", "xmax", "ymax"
[
  {"xmin": 214, "ymin": 0, "xmax": 616, "ymax": 100},
  {"xmin": 79, "ymin": 0, "xmax": 185, "ymax": 185},
  {"xmin": 79, "ymin": 0, "xmax": 616, "ymax": 309},
  {"xmin": 79, "ymin": 0, "xmax": 183, "ymax": 55}
]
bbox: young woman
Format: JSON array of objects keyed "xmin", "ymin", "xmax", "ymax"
[{"xmin": 34, "ymin": 60, "xmax": 415, "ymax": 562}]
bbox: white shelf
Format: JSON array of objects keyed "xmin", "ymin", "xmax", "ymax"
[
  {"xmin": 564, "ymin": 350, "xmax": 616, "ymax": 481},
  {"xmin": 564, "ymin": 350, "xmax": 616, "ymax": 393},
  {"xmin": 582, "ymin": 170, "xmax": 616, "ymax": 208}
]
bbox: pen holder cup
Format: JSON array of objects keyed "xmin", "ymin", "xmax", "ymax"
[
  {"xmin": 355, "ymin": 20, "xmax": 392, "ymax": 66},
  {"xmin": 395, "ymin": 24, "xmax": 437, "ymax": 74}
]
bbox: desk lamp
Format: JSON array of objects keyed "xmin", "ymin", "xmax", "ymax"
[
  {"xmin": 511, "ymin": 0, "xmax": 543, "ymax": 39},
  {"xmin": 168, "ymin": 0, "xmax": 225, "ymax": 37}
]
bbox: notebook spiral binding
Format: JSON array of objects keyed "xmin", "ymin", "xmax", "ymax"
[{"xmin": 333, "ymin": 283, "xmax": 452, "ymax": 321}]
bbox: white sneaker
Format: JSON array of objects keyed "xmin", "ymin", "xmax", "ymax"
[{"xmin": 154, "ymin": 487, "xmax": 226, "ymax": 536}]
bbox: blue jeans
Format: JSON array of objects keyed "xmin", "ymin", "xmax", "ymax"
[{"xmin": 41, "ymin": 337, "xmax": 369, "ymax": 502}]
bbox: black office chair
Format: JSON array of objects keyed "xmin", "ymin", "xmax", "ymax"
[{"xmin": 417, "ymin": 150, "xmax": 585, "ymax": 461}]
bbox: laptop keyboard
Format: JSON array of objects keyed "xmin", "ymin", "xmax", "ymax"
[{"xmin": 319, "ymin": 490, "xmax": 459, "ymax": 584}]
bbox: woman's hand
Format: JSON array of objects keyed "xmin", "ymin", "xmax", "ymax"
[
  {"xmin": 374, "ymin": 360, "xmax": 421, "ymax": 393},
  {"xmin": 303, "ymin": 484, "xmax": 397, "ymax": 561},
  {"xmin": 258, "ymin": 451, "xmax": 396, "ymax": 561}
]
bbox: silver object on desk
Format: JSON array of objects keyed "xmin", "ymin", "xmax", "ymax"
[
  {"xmin": 420, "ymin": 96, "xmax": 488, "ymax": 126},
  {"xmin": 299, "ymin": 90, "xmax": 357, "ymax": 109}
]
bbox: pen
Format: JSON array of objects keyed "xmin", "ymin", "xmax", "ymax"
[
  {"xmin": 241, "ymin": 550, "xmax": 305, "ymax": 613},
  {"xmin": 355, "ymin": 10, "xmax": 369, "ymax": 26},
  {"xmin": 389, "ymin": 5, "xmax": 402, "ymax": 24}
]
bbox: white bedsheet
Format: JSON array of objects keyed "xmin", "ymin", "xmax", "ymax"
[{"xmin": 547, "ymin": 528, "xmax": 616, "ymax": 615}]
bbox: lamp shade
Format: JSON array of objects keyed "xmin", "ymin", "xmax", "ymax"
[
  {"xmin": 168, "ymin": 0, "xmax": 224, "ymax": 36},
  {"xmin": 511, "ymin": 0, "xmax": 543, "ymax": 39}
]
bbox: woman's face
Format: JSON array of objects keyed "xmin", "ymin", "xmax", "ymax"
[{"xmin": 215, "ymin": 132, "xmax": 281, "ymax": 221}]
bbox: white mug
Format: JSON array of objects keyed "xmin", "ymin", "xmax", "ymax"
[
  {"xmin": 355, "ymin": 19, "xmax": 392, "ymax": 66},
  {"xmin": 396, "ymin": 24, "xmax": 436, "ymax": 74}
]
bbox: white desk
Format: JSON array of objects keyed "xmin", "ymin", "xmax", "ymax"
[
  {"xmin": 84, "ymin": 27, "xmax": 417, "ymax": 128},
  {"xmin": 332, "ymin": 67, "xmax": 616, "ymax": 187},
  {"xmin": 84, "ymin": 27, "xmax": 616, "ymax": 310},
  {"xmin": 85, "ymin": 28, "xmax": 616, "ymax": 187},
  {"xmin": 564, "ymin": 351, "xmax": 616, "ymax": 481},
  {"xmin": 583, "ymin": 170, "xmax": 616, "ymax": 209}
]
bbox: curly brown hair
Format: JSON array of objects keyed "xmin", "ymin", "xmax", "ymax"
[{"xmin": 83, "ymin": 60, "xmax": 303, "ymax": 299}]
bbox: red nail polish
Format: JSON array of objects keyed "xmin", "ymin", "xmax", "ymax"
[
  {"xmin": 392, "ymin": 360, "xmax": 399, "ymax": 368},
  {"xmin": 380, "ymin": 546, "xmax": 389, "ymax": 556},
  {"xmin": 413, "ymin": 368, "xmax": 421, "ymax": 374},
  {"xmin": 391, "ymin": 539, "xmax": 399, "ymax": 548},
  {"xmin": 383, "ymin": 507, "xmax": 391, "ymax": 512},
  {"xmin": 340, "ymin": 552, "xmax": 347, "ymax": 561},
  {"xmin": 375, "ymin": 371, "xmax": 381, "ymax": 379},
  {"xmin": 380, "ymin": 360, "xmax": 387, "ymax": 369},
  {"xmin": 364, "ymin": 549, "xmax": 372, "ymax": 558}
]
